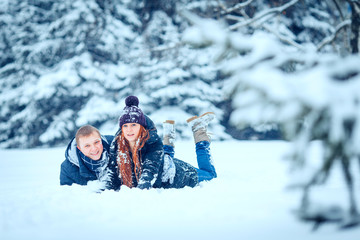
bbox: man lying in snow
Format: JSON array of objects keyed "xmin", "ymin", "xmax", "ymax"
[
  {"xmin": 60, "ymin": 96, "xmax": 217, "ymax": 191},
  {"xmin": 59, "ymin": 125, "xmax": 114, "ymax": 189}
]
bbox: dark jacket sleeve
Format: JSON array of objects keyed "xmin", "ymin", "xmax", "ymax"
[
  {"xmin": 105, "ymin": 131, "xmax": 122, "ymax": 191},
  {"xmin": 137, "ymin": 138, "xmax": 164, "ymax": 189},
  {"xmin": 105, "ymin": 157, "xmax": 122, "ymax": 191},
  {"xmin": 136, "ymin": 115, "xmax": 164, "ymax": 189},
  {"xmin": 60, "ymin": 161, "xmax": 74, "ymax": 186},
  {"xmin": 60, "ymin": 160, "xmax": 88, "ymax": 186}
]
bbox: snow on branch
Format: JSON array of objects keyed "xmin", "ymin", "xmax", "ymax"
[
  {"xmin": 229, "ymin": 0, "xmax": 300, "ymax": 30},
  {"xmin": 148, "ymin": 42, "xmax": 185, "ymax": 53},
  {"xmin": 317, "ymin": 19, "xmax": 351, "ymax": 51},
  {"xmin": 262, "ymin": 23, "xmax": 305, "ymax": 51},
  {"xmin": 217, "ymin": 0, "xmax": 254, "ymax": 15}
]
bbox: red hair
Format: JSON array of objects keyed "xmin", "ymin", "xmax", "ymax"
[{"xmin": 116, "ymin": 125, "xmax": 150, "ymax": 188}]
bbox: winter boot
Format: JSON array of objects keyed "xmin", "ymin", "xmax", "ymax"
[
  {"xmin": 163, "ymin": 120, "xmax": 176, "ymax": 147},
  {"xmin": 187, "ymin": 112, "xmax": 215, "ymax": 143}
]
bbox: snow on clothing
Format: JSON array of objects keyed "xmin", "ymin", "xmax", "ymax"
[
  {"xmin": 107, "ymin": 115, "xmax": 200, "ymax": 190},
  {"xmin": 107, "ymin": 115, "xmax": 164, "ymax": 190},
  {"xmin": 60, "ymin": 135, "xmax": 113, "ymax": 186},
  {"xmin": 107, "ymin": 115, "xmax": 217, "ymax": 191}
]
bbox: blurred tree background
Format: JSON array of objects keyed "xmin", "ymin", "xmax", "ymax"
[{"xmin": 1, "ymin": 0, "xmax": 360, "ymax": 230}]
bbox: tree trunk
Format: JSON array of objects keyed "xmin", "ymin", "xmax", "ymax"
[{"xmin": 349, "ymin": 1, "xmax": 360, "ymax": 53}]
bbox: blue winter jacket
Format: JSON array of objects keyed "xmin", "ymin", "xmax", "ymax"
[
  {"xmin": 107, "ymin": 116, "xmax": 198, "ymax": 190},
  {"xmin": 60, "ymin": 135, "xmax": 114, "ymax": 186}
]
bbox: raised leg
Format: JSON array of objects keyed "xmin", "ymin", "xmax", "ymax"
[
  {"xmin": 195, "ymin": 141, "xmax": 217, "ymax": 181},
  {"xmin": 187, "ymin": 112, "xmax": 217, "ymax": 182}
]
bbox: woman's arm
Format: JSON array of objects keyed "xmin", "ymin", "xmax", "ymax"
[
  {"xmin": 105, "ymin": 158, "xmax": 122, "ymax": 191},
  {"xmin": 137, "ymin": 138, "xmax": 164, "ymax": 189}
]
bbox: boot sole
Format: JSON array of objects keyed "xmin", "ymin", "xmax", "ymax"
[
  {"xmin": 186, "ymin": 112, "xmax": 215, "ymax": 123},
  {"xmin": 163, "ymin": 120, "xmax": 175, "ymax": 124},
  {"xmin": 186, "ymin": 115, "xmax": 198, "ymax": 123}
]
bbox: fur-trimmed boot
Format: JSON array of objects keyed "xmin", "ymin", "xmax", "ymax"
[
  {"xmin": 163, "ymin": 120, "xmax": 176, "ymax": 147},
  {"xmin": 187, "ymin": 112, "xmax": 215, "ymax": 143}
]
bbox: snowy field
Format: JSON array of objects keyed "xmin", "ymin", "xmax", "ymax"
[{"xmin": 1, "ymin": 140, "xmax": 359, "ymax": 240}]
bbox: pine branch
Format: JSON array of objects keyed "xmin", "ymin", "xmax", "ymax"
[
  {"xmin": 331, "ymin": 0, "xmax": 345, "ymax": 20},
  {"xmin": 224, "ymin": 2, "xmax": 303, "ymax": 50},
  {"xmin": 215, "ymin": 0, "xmax": 227, "ymax": 12},
  {"xmin": 262, "ymin": 23, "xmax": 305, "ymax": 51},
  {"xmin": 229, "ymin": 0, "xmax": 300, "ymax": 30},
  {"xmin": 317, "ymin": 19, "xmax": 351, "ymax": 51},
  {"xmin": 218, "ymin": 0, "xmax": 255, "ymax": 15},
  {"xmin": 341, "ymin": 156, "xmax": 359, "ymax": 217},
  {"xmin": 149, "ymin": 42, "xmax": 185, "ymax": 52},
  {"xmin": 225, "ymin": 14, "xmax": 243, "ymax": 22}
]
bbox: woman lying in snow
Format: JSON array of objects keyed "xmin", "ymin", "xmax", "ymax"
[
  {"xmin": 60, "ymin": 95, "xmax": 217, "ymax": 191},
  {"xmin": 106, "ymin": 95, "xmax": 217, "ymax": 190}
]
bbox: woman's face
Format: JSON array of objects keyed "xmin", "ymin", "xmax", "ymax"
[{"xmin": 122, "ymin": 123, "xmax": 141, "ymax": 144}]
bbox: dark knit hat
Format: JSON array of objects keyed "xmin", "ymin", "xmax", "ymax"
[{"xmin": 119, "ymin": 96, "xmax": 147, "ymax": 128}]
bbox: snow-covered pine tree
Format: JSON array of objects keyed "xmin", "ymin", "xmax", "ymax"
[
  {"xmin": 0, "ymin": 0, "xmax": 141, "ymax": 147},
  {"xmin": 132, "ymin": 8, "xmax": 229, "ymax": 140},
  {"xmin": 183, "ymin": 0, "xmax": 360, "ymax": 230},
  {"xmin": 0, "ymin": 0, "xmax": 235, "ymax": 148}
]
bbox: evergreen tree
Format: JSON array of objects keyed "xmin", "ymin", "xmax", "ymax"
[
  {"xmin": 183, "ymin": 0, "xmax": 360, "ymax": 230},
  {"xmin": 0, "ymin": 0, "xmax": 141, "ymax": 147},
  {"xmin": 0, "ymin": 0, "xmax": 231, "ymax": 148}
]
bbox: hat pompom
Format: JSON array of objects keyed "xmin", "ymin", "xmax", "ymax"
[{"xmin": 125, "ymin": 96, "xmax": 139, "ymax": 107}]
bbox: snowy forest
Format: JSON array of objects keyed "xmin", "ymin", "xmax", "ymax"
[{"xmin": 1, "ymin": 0, "xmax": 360, "ymax": 233}]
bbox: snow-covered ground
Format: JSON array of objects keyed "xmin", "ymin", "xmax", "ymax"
[{"xmin": 1, "ymin": 140, "xmax": 359, "ymax": 240}]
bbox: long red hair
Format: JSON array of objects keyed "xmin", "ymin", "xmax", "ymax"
[{"xmin": 116, "ymin": 125, "xmax": 150, "ymax": 188}]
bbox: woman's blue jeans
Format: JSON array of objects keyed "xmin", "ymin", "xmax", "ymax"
[{"xmin": 163, "ymin": 141, "xmax": 217, "ymax": 182}]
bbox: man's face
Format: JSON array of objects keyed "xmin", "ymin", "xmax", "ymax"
[{"xmin": 77, "ymin": 132, "xmax": 103, "ymax": 160}]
